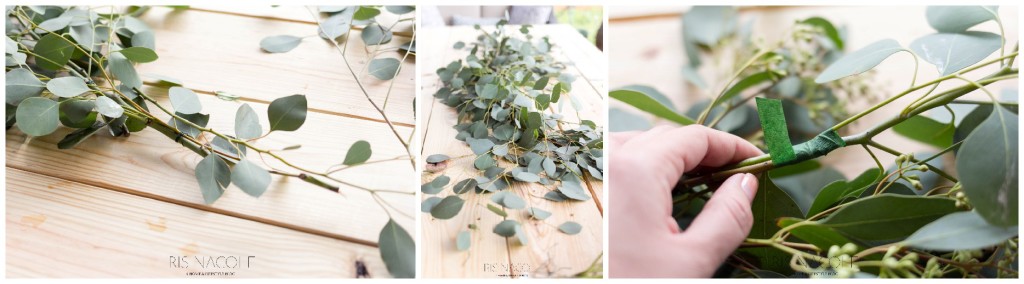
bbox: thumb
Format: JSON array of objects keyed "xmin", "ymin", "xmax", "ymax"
[{"xmin": 680, "ymin": 173, "xmax": 758, "ymax": 261}]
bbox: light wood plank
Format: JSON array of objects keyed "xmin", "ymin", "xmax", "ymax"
[
  {"xmin": 6, "ymin": 85, "xmax": 415, "ymax": 245},
  {"xmin": 5, "ymin": 168, "xmax": 387, "ymax": 278},
  {"xmin": 419, "ymin": 25, "xmax": 604, "ymax": 278},
  {"xmin": 134, "ymin": 7, "xmax": 415, "ymax": 125},
  {"xmin": 189, "ymin": 5, "xmax": 415, "ymax": 34}
]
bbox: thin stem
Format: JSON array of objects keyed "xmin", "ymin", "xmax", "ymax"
[{"xmin": 696, "ymin": 49, "xmax": 772, "ymax": 124}]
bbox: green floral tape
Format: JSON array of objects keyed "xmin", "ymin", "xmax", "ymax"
[{"xmin": 755, "ymin": 98, "xmax": 845, "ymax": 166}]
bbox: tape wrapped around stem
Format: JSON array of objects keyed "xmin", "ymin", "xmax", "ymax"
[{"xmin": 755, "ymin": 97, "xmax": 845, "ymax": 167}]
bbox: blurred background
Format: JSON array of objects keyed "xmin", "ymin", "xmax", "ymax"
[{"xmin": 421, "ymin": 5, "xmax": 604, "ymax": 49}]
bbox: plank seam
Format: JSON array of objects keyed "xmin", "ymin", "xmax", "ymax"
[
  {"xmin": 187, "ymin": 7, "xmax": 413, "ymax": 37},
  {"xmin": 5, "ymin": 164, "xmax": 381, "ymax": 248}
]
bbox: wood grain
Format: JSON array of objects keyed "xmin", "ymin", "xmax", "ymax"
[
  {"xmin": 134, "ymin": 7, "xmax": 416, "ymax": 125},
  {"xmin": 418, "ymin": 25, "xmax": 605, "ymax": 278},
  {"xmin": 5, "ymin": 168, "xmax": 387, "ymax": 278}
]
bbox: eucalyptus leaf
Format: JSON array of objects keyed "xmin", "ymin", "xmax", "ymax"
[
  {"xmin": 353, "ymin": 6, "xmax": 380, "ymax": 20},
  {"xmin": 453, "ymin": 178, "xmax": 477, "ymax": 194},
  {"xmin": 815, "ymin": 39, "xmax": 903, "ymax": 83},
  {"xmin": 610, "ymin": 89, "xmax": 693, "ymax": 125},
  {"xmin": 378, "ymin": 219, "xmax": 414, "ymax": 278},
  {"xmin": 421, "ymin": 196, "xmax": 442, "ymax": 212},
  {"xmin": 361, "ymin": 23, "xmax": 392, "ymax": 46},
  {"xmin": 904, "ymin": 211, "xmax": 1018, "ymax": 251},
  {"xmin": 493, "ymin": 220, "xmax": 518, "ymax": 237},
  {"xmin": 802, "ymin": 17, "xmax": 844, "ymax": 49},
  {"xmin": 194, "ymin": 154, "xmax": 231, "ymax": 204},
  {"xmin": 15, "ymin": 97, "xmax": 59, "ymax": 136},
  {"xmin": 892, "ymin": 115, "xmax": 954, "ymax": 148},
  {"xmin": 6, "ymin": 68, "xmax": 45, "ymax": 105},
  {"xmin": 683, "ymin": 6, "xmax": 737, "ymax": 46},
  {"xmin": 558, "ymin": 221, "xmax": 582, "ymax": 235},
  {"xmin": 778, "ymin": 217, "xmax": 852, "ymax": 251},
  {"xmin": 743, "ymin": 174, "xmax": 802, "ymax": 274},
  {"xmin": 117, "ymin": 46, "xmax": 158, "ymax": 63},
  {"xmin": 466, "ymin": 137, "xmax": 495, "ymax": 155},
  {"xmin": 456, "ymin": 230, "xmax": 470, "ymax": 251},
  {"xmin": 108, "ymin": 51, "xmax": 142, "ymax": 88},
  {"xmin": 956, "ymin": 106, "xmax": 1018, "ymax": 226},
  {"xmin": 486, "ymin": 203, "xmax": 508, "ymax": 217},
  {"xmin": 234, "ymin": 104, "xmax": 262, "ymax": 140},
  {"xmin": 94, "ymin": 96, "xmax": 124, "ymax": 118},
  {"xmin": 319, "ymin": 8, "xmax": 354, "ymax": 40},
  {"xmin": 343, "ymin": 140, "xmax": 372, "ymax": 165},
  {"xmin": 528, "ymin": 207, "xmax": 551, "ymax": 220},
  {"xmin": 46, "ymin": 77, "xmax": 89, "ymax": 98},
  {"xmin": 514, "ymin": 225, "xmax": 529, "ymax": 245},
  {"xmin": 926, "ymin": 6, "xmax": 999, "ymax": 33},
  {"xmin": 58, "ymin": 99, "xmax": 96, "ymax": 128},
  {"xmin": 267, "ymin": 94, "xmax": 307, "ymax": 132},
  {"xmin": 910, "ymin": 31, "xmax": 1001, "ymax": 76},
  {"xmin": 32, "ymin": 33, "xmax": 74, "ymax": 71},
  {"xmin": 169, "ymin": 87, "xmax": 202, "ymax": 114},
  {"xmin": 57, "ymin": 121, "xmax": 104, "ymax": 149},
  {"xmin": 430, "ymin": 195, "xmax": 464, "ymax": 220},
  {"xmin": 821, "ymin": 194, "xmax": 958, "ymax": 241},
  {"xmin": 231, "ymin": 159, "xmax": 270, "ymax": 198},
  {"xmin": 557, "ymin": 175, "xmax": 591, "ymax": 201},
  {"xmin": 426, "ymin": 154, "xmax": 450, "ymax": 163},
  {"xmin": 368, "ymin": 58, "xmax": 401, "ymax": 80},
  {"xmin": 259, "ymin": 35, "xmax": 302, "ymax": 53},
  {"xmin": 385, "ymin": 6, "xmax": 415, "ymax": 15}
]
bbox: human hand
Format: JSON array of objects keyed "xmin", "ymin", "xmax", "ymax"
[{"xmin": 608, "ymin": 125, "xmax": 763, "ymax": 278}]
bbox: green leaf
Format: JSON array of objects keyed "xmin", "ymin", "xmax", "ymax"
[
  {"xmin": 474, "ymin": 154, "xmax": 495, "ymax": 170},
  {"xmin": 683, "ymin": 6, "xmax": 737, "ymax": 46},
  {"xmin": 94, "ymin": 96, "xmax": 124, "ymax": 118},
  {"xmin": 379, "ymin": 219, "xmax": 415, "ymax": 278},
  {"xmin": 167, "ymin": 112, "xmax": 209, "ymax": 138},
  {"xmin": 533, "ymin": 76, "xmax": 550, "ymax": 90},
  {"xmin": 892, "ymin": 115, "xmax": 954, "ymax": 148},
  {"xmin": 956, "ymin": 106, "xmax": 1018, "ymax": 226},
  {"xmin": 904, "ymin": 211, "xmax": 1018, "ymax": 251},
  {"xmin": 609, "ymin": 89, "xmax": 694, "ymax": 125},
  {"xmin": 385, "ymin": 6, "xmax": 415, "ymax": 15},
  {"xmin": 558, "ymin": 221, "xmax": 582, "ymax": 235},
  {"xmin": 32, "ymin": 33, "xmax": 74, "ymax": 71},
  {"xmin": 145, "ymin": 74, "xmax": 183, "ymax": 87},
  {"xmin": 421, "ymin": 196, "xmax": 442, "ymax": 212},
  {"xmin": 801, "ymin": 17, "xmax": 844, "ymax": 50},
  {"xmin": 778, "ymin": 217, "xmax": 852, "ymax": 251},
  {"xmin": 368, "ymin": 58, "xmax": 401, "ymax": 80},
  {"xmin": 486, "ymin": 203, "xmax": 507, "ymax": 217},
  {"xmin": 58, "ymin": 99, "xmax": 97, "ymax": 128},
  {"xmin": 117, "ymin": 46, "xmax": 158, "ymax": 63},
  {"xmin": 231, "ymin": 159, "xmax": 270, "ymax": 198},
  {"xmin": 715, "ymin": 71, "xmax": 775, "ymax": 108},
  {"xmin": 807, "ymin": 180, "xmax": 849, "ymax": 217},
  {"xmin": 821, "ymin": 194, "xmax": 958, "ymax": 241},
  {"xmin": 955, "ymin": 104, "xmax": 992, "ymax": 147},
  {"xmin": 453, "ymin": 178, "xmax": 477, "ymax": 194},
  {"xmin": 353, "ymin": 6, "xmax": 381, "ymax": 20},
  {"xmin": 815, "ymin": 39, "xmax": 903, "ymax": 83},
  {"xmin": 361, "ymin": 23, "xmax": 392, "ymax": 46},
  {"xmin": 426, "ymin": 154, "xmax": 450, "ymax": 163},
  {"xmin": 617, "ymin": 85, "xmax": 674, "ymax": 111},
  {"xmin": 259, "ymin": 35, "xmax": 302, "ymax": 53},
  {"xmin": 46, "ymin": 77, "xmax": 89, "ymax": 98},
  {"xmin": 742, "ymin": 174, "xmax": 802, "ymax": 274},
  {"xmin": 108, "ymin": 51, "xmax": 142, "ymax": 88},
  {"xmin": 513, "ymin": 172, "xmax": 539, "ymax": 183},
  {"xmin": 515, "ymin": 225, "xmax": 529, "ymax": 245},
  {"xmin": 6, "ymin": 68, "xmax": 46, "ymax": 105},
  {"xmin": 168, "ymin": 87, "xmax": 202, "ymax": 114},
  {"xmin": 456, "ymin": 230, "xmax": 470, "ymax": 251},
  {"xmin": 910, "ymin": 31, "xmax": 1001, "ymax": 76},
  {"xmin": 430, "ymin": 195, "xmax": 464, "ymax": 220},
  {"xmin": 926, "ymin": 6, "xmax": 999, "ymax": 33},
  {"xmin": 491, "ymin": 190, "xmax": 526, "ymax": 209},
  {"xmin": 233, "ymin": 104, "xmax": 262, "ymax": 139},
  {"xmin": 342, "ymin": 140, "xmax": 372, "ymax": 165},
  {"xmin": 267, "ymin": 94, "xmax": 307, "ymax": 132},
  {"xmin": 493, "ymin": 220, "xmax": 519, "ymax": 237},
  {"xmin": 57, "ymin": 121, "xmax": 104, "ymax": 149},
  {"xmin": 131, "ymin": 30, "xmax": 155, "ymax": 50},
  {"xmin": 319, "ymin": 9, "xmax": 354, "ymax": 40},
  {"xmin": 15, "ymin": 97, "xmax": 59, "ymax": 136},
  {"xmin": 466, "ymin": 137, "xmax": 495, "ymax": 155},
  {"xmin": 551, "ymin": 82, "xmax": 563, "ymax": 103},
  {"xmin": 528, "ymin": 207, "xmax": 551, "ymax": 220},
  {"xmin": 194, "ymin": 154, "xmax": 231, "ymax": 204},
  {"xmin": 557, "ymin": 175, "xmax": 591, "ymax": 201}
]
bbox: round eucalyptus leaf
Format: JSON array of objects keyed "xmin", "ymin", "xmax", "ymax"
[
  {"xmin": 234, "ymin": 104, "xmax": 262, "ymax": 139},
  {"xmin": 353, "ymin": 6, "xmax": 381, "ymax": 20},
  {"xmin": 453, "ymin": 178, "xmax": 477, "ymax": 194},
  {"xmin": 378, "ymin": 219, "xmax": 414, "ymax": 278},
  {"xmin": 514, "ymin": 225, "xmax": 529, "ymax": 245},
  {"xmin": 682, "ymin": 6, "xmax": 737, "ymax": 46},
  {"xmin": 926, "ymin": 6, "xmax": 999, "ymax": 33},
  {"xmin": 430, "ymin": 195, "xmax": 464, "ymax": 220},
  {"xmin": 910, "ymin": 31, "xmax": 1001, "ymax": 76},
  {"xmin": 361, "ymin": 23, "xmax": 392, "ymax": 46},
  {"xmin": 32, "ymin": 33, "xmax": 74, "ymax": 71},
  {"xmin": 46, "ymin": 77, "xmax": 89, "ymax": 98},
  {"xmin": 169, "ymin": 87, "xmax": 202, "ymax": 114},
  {"xmin": 58, "ymin": 99, "xmax": 96, "ymax": 128},
  {"xmin": 117, "ymin": 46, "xmax": 158, "ymax": 63},
  {"xmin": 319, "ymin": 9, "xmax": 353, "ymax": 40},
  {"xmin": 426, "ymin": 154, "xmax": 450, "ymax": 163},
  {"xmin": 956, "ymin": 106, "xmax": 1018, "ymax": 226},
  {"xmin": 905, "ymin": 211, "xmax": 1018, "ymax": 251},
  {"xmin": 558, "ymin": 221, "xmax": 583, "ymax": 235},
  {"xmin": 474, "ymin": 154, "xmax": 495, "ymax": 170},
  {"xmin": 493, "ymin": 220, "xmax": 519, "ymax": 237},
  {"xmin": 421, "ymin": 196, "xmax": 442, "ymax": 212},
  {"xmin": 231, "ymin": 159, "xmax": 271, "ymax": 198},
  {"xmin": 385, "ymin": 6, "xmax": 415, "ymax": 14},
  {"xmin": 815, "ymin": 39, "xmax": 903, "ymax": 83},
  {"xmin": 528, "ymin": 207, "xmax": 551, "ymax": 220},
  {"xmin": 194, "ymin": 154, "xmax": 231, "ymax": 204},
  {"xmin": 557, "ymin": 175, "xmax": 591, "ymax": 201},
  {"xmin": 131, "ymin": 30, "xmax": 155, "ymax": 49},
  {"xmin": 267, "ymin": 94, "xmax": 307, "ymax": 132},
  {"xmin": 6, "ymin": 68, "xmax": 46, "ymax": 105},
  {"xmin": 108, "ymin": 51, "xmax": 142, "ymax": 88},
  {"xmin": 456, "ymin": 230, "xmax": 470, "ymax": 251},
  {"xmin": 259, "ymin": 35, "xmax": 303, "ymax": 53},
  {"xmin": 513, "ymin": 172, "xmax": 540, "ymax": 183},
  {"xmin": 15, "ymin": 97, "xmax": 59, "ymax": 136},
  {"xmin": 94, "ymin": 96, "xmax": 124, "ymax": 118},
  {"xmin": 466, "ymin": 137, "xmax": 495, "ymax": 155},
  {"xmin": 368, "ymin": 58, "xmax": 401, "ymax": 80},
  {"xmin": 343, "ymin": 140, "xmax": 372, "ymax": 165}
]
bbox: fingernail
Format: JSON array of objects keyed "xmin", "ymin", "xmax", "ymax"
[{"xmin": 740, "ymin": 173, "xmax": 757, "ymax": 200}]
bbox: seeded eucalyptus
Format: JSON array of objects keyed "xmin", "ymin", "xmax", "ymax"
[{"xmin": 424, "ymin": 22, "xmax": 604, "ymax": 250}]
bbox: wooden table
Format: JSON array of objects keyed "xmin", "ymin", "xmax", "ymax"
[
  {"xmin": 418, "ymin": 24, "xmax": 606, "ymax": 278},
  {"xmin": 6, "ymin": 6, "xmax": 415, "ymax": 278}
]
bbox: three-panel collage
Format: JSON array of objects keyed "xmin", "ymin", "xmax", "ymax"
[{"xmin": 2, "ymin": 2, "xmax": 1020, "ymax": 281}]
